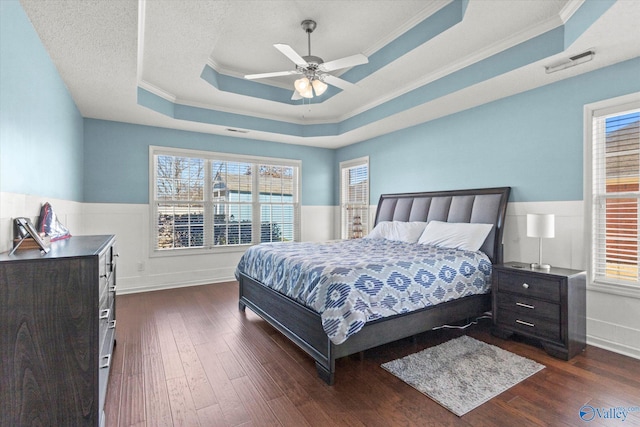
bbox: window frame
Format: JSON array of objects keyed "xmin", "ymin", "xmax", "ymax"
[
  {"xmin": 149, "ymin": 146, "xmax": 301, "ymax": 257},
  {"xmin": 584, "ymin": 92, "xmax": 640, "ymax": 298},
  {"xmin": 340, "ymin": 156, "xmax": 370, "ymax": 240}
]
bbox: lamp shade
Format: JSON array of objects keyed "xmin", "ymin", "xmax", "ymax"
[
  {"xmin": 527, "ymin": 214, "xmax": 555, "ymax": 238},
  {"xmin": 294, "ymin": 77, "xmax": 310, "ymax": 93},
  {"xmin": 299, "ymin": 86, "xmax": 313, "ymax": 98},
  {"xmin": 312, "ymin": 79, "xmax": 327, "ymax": 96}
]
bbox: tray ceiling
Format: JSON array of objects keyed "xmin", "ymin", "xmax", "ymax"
[{"xmin": 19, "ymin": 0, "xmax": 640, "ymax": 148}]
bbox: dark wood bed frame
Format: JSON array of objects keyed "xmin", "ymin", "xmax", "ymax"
[{"xmin": 238, "ymin": 186, "xmax": 510, "ymax": 384}]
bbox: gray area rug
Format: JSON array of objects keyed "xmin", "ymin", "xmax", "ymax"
[{"xmin": 381, "ymin": 335, "xmax": 545, "ymax": 416}]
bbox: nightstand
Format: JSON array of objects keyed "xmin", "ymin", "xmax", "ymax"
[{"xmin": 491, "ymin": 262, "xmax": 586, "ymax": 360}]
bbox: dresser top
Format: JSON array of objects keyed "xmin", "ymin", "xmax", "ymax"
[
  {"xmin": 0, "ymin": 235, "xmax": 115, "ymax": 262},
  {"xmin": 498, "ymin": 261, "xmax": 586, "ymax": 278}
]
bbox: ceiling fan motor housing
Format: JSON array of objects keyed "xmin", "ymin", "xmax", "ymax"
[{"xmin": 302, "ymin": 55, "xmax": 323, "ymax": 66}]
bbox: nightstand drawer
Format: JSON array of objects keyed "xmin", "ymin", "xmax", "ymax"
[
  {"xmin": 498, "ymin": 309, "xmax": 561, "ymax": 342},
  {"xmin": 496, "ymin": 271, "xmax": 561, "ymax": 302},
  {"xmin": 496, "ymin": 292, "xmax": 560, "ymax": 323}
]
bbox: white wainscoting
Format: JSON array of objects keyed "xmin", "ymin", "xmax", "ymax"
[
  {"xmin": 503, "ymin": 201, "xmax": 586, "ymax": 271},
  {"xmin": 1, "ymin": 193, "xmax": 637, "ymax": 359}
]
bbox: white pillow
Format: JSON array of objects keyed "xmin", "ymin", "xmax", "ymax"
[
  {"xmin": 418, "ymin": 221, "xmax": 493, "ymax": 252},
  {"xmin": 365, "ymin": 221, "xmax": 428, "ymax": 243}
]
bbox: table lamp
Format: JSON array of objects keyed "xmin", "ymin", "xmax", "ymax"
[{"xmin": 527, "ymin": 213, "xmax": 555, "ymax": 269}]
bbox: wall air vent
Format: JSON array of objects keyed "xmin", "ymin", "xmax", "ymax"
[{"xmin": 545, "ymin": 50, "xmax": 595, "ymax": 74}]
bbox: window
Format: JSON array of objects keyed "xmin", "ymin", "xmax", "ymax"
[
  {"xmin": 340, "ymin": 157, "xmax": 369, "ymax": 239},
  {"xmin": 152, "ymin": 147, "xmax": 300, "ymax": 252},
  {"xmin": 586, "ymin": 95, "xmax": 639, "ymax": 293}
]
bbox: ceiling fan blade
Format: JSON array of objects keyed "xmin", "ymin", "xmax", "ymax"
[
  {"xmin": 319, "ymin": 54, "xmax": 368, "ymax": 72},
  {"xmin": 245, "ymin": 70, "xmax": 299, "ymax": 80},
  {"xmin": 323, "ymin": 75, "xmax": 358, "ymax": 90},
  {"xmin": 274, "ymin": 44, "xmax": 308, "ymax": 67},
  {"xmin": 291, "ymin": 91, "xmax": 302, "ymax": 100}
]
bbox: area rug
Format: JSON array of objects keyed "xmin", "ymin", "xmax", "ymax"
[{"xmin": 381, "ymin": 335, "xmax": 545, "ymax": 416}]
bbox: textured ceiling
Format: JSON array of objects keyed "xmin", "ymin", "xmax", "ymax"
[{"xmin": 18, "ymin": 0, "xmax": 640, "ymax": 148}]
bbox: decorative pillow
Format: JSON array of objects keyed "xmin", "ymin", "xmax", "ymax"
[
  {"xmin": 365, "ymin": 221, "xmax": 428, "ymax": 243},
  {"xmin": 418, "ymin": 221, "xmax": 493, "ymax": 252}
]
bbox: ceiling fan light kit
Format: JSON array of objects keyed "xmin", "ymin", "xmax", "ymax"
[{"xmin": 244, "ymin": 19, "xmax": 368, "ymax": 100}]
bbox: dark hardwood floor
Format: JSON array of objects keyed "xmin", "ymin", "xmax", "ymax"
[{"xmin": 105, "ymin": 281, "xmax": 640, "ymax": 427}]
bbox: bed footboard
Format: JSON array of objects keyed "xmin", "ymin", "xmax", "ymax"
[{"xmin": 238, "ymin": 272, "xmax": 336, "ymax": 384}]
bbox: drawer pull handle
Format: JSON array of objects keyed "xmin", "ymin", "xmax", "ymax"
[
  {"xmin": 100, "ymin": 354, "xmax": 111, "ymax": 369},
  {"xmin": 516, "ymin": 302, "xmax": 535, "ymax": 309},
  {"xmin": 522, "ymin": 283, "xmax": 530, "ymax": 289},
  {"xmin": 109, "ymin": 320, "xmax": 117, "ymax": 329},
  {"xmin": 107, "ymin": 253, "xmax": 120, "ymax": 267},
  {"xmin": 109, "ymin": 285, "xmax": 117, "ymax": 293},
  {"xmin": 99, "ymin": 309, "xmax": 110, "ymax": 320},
  {"xmin": 516, "ymin": 319, "xmax": 535, "ymax": 327}
]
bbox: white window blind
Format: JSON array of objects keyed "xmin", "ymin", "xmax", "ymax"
[
  {"xmin": 151, "ymin": 147, "xmax": 300, "ymax": 252},
  {"xmin": 340, "ymin": 157, "xmax": 369, "ymax": 239},
  {"xmin": 591, "ymin": 108, "xmax": 639, "ymax": 286},
  {"xmin": 258, "ymin": 164, "xmax": 299, "ymax": 244}
]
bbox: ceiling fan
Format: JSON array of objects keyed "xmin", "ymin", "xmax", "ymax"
[{"xmin": 244, "ymin": 20, "xmax": 368, "ymax": 100}]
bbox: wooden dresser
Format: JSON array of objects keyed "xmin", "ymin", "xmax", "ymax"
[
  {"xmin": 0, "ymin": 235, "xmax": 117, "ymax": 426},
  {"xmin": 491, "ymin": 262, "xmax": 586, "ymax": 360}
]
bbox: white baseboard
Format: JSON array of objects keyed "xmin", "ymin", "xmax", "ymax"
[
  {"xmin": 586, "ymin": 317, "xmax": 640, "ymax": 360},
  {"xmin": 117, "ymin": 263, "xmax": 237, "ymax": 294},
  {"xmin": 587, "ymin": 335, "xmax": 640, "ymax": 360},
  {"xmin": 118, "ymin": 271, "xmax": 237, "ymax": 295}
]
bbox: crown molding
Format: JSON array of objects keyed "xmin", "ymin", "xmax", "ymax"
[
  {"xmin": 139, "ymin": 80, "xmax": 177, "ymax": 103},
  {"xmin": 362, "ymin": 0, "xmax": 453, "ymax": 57},
  {"xmin": 559, "ymin": 0, "xmax": 585, "ymax": 23}
]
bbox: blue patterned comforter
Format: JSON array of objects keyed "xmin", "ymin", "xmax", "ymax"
[{"xmin": 236, "ymin": 238, "xmax": 492, "ymax": 345}]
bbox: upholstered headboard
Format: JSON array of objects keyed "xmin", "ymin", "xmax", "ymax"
[{"xmin": 373, "ymin": 187, "xmax": 511, "ymax": 264}]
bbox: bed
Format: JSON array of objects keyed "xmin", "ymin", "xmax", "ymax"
[{"xmin": 237, "ymin": 186, "xmax": 510, "ymax": 384}]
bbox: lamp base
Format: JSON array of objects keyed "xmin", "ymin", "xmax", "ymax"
[{"xmin": 530, "ymin": 263, "xmax": 551, "ymax": 270}]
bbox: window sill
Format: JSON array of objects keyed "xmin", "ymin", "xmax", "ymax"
[
  {"xmin": 588, "ymin": 280, "xmax": 640, "ymax": 299},
  {"xmin": 150, "ymin": 244, "xmax": 252, "ymax": 258}
]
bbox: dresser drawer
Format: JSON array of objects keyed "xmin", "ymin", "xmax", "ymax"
[
  {"xmin": 98, "ymin": 302, "xmax": 115, "ymax": 356},
  {"xmin": 99, "ymin": 252, "xmax": 108, "ymax": 286},
  {"xmin": 498, "ymin": 308, "xmax": 561, "ymax": 342},
  {"xmin": 496, "ymin": 271, "xmax": 561, "ymax": 302},
  {"xmin": 496, "ymin": 292, "xmax": 560, "ymax": 323}
]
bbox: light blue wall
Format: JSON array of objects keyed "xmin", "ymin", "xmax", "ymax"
[
  {"xmin": 0, "ymin": 0, "xmax": 84, "ymax": 201},
  {"xmin": 336, "ymin": 58, "xmax": 640, "ymax": 204},
  {"xmin": 83, "ymin": 120, "xmax": 335, "ymax": 206}
]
